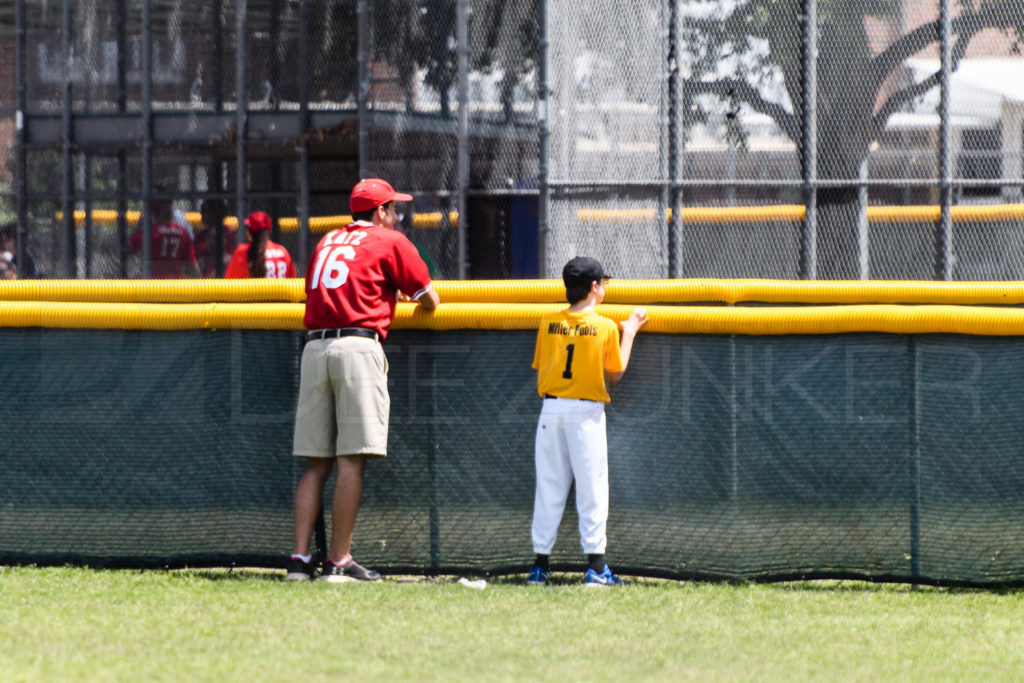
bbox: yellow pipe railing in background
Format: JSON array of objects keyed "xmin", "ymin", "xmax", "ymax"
[
  {"xmin": 58, "ymin": 204, "xmax": 1024, "ymax": 233},
  {"xmin": 577, "ymin": 204, "xmax": 1024, "ymax": 224},
  {"xmin": 60, "ymin": 210, "xmax": 460, "ymax": 232},
  {"xmin": 6, "ymin": 279, "xmax": 1024, "ymax": 306}
]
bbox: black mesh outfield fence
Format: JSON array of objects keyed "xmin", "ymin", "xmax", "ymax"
[{"xmin": 3, "ymin": 324, "xmax": 1024, "ymax": 586}]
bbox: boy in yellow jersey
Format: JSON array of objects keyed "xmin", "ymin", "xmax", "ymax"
[{"xmin": 527, "ymin": 256, "xmax": 648, "ymax": 587}]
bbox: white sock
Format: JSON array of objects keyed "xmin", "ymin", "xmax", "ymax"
[{"xmin": 291, "ymin": 553, "xmax": 312, "ymax": 564}]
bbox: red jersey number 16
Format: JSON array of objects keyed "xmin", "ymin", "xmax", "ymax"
[{"xmin": 310, "ymin": 245, "xmax": 356, "ymax": 289}]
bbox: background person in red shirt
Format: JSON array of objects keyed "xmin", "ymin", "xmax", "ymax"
[
  {"xmin": 224, "ymin": 210, "xmax": 295, "ymax": 279},
  {"xmin": 195, "ymin": 199, "xmax": 236, "ymax": 278},
  {"xmin": 129, "ymin": 196, "xmax": 200, "ymax": 279},
  {"xmin": 286, "ymin": 178, "xmax": 440, "ymax": 583}
]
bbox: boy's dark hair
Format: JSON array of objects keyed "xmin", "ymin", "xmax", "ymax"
[
  {"xmin": 565, "ymin": 284, "xmax": 590, "ymax": 304},
  {"xmin": 351, "ymin": 208, "xmax": 375, "ymax": 222}
]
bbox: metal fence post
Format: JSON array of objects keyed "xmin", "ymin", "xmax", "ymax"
[
  {"xmin": 83, "ymin": 155, "xmax": 92, "ymax": 277},
  {"xmin": 799, "ymin": 0, "xmax": 817, "ymax": 280},
  {"xmin": 141, "ymin": 0, "xmax": 153, "ymax": 279},
  {"xmin": 61, "ymin": 0, "xmax": 75, "ymax": 278},
  {"xmin": 456, "ymin": 0, "xmax": 469, "ymax": 280},
  {"xmin": 116, "ymin": 0, "xmax": 128, "ymax": 277},
  {"xmin": 537, "ymin": 0, "xmax": 550, "ymax": 279},
  {"xmin": 212, "ymin": 0, "xmax": 227, "ymax": 273},
  {"xmin": 666, "ymin": 0, "xmax": 681, "ymax": 279},
  {"xmin": 357, "ymin": 0, "xmax": 370, "ymax": 179},
  {"xmin": 235, "ymin": 0, "xmax": 248, "ymax": 243},
  {"xmin": 213, "ymin": 0, "xmax": 224, "ymax": 112},
  {"xmin": 14, "ymin": 0, "xmax": 27, "ymax": 274},
  {"xmin": 297, "ymin": 0, "xmax": 311, "ymax": 274},
  {"xmin": 858, "ymin": 158, "xmax": 869, "ymax": 279},
  {"xmin": 935, "ymin": 0, "xmax": 953, "ymax": 281}
]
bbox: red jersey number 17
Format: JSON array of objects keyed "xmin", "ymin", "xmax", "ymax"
[{"xmin": 310, "ymin": 245, "xmax": 356, "ymax": 289}]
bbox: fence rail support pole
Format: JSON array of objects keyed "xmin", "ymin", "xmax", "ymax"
[
  {"xmin": 213, "ymin": 0, "xmax": 224, "ymax": 112},
  {"xmin": 141, "ymin": 0, "xmax": 153, "ymax": 278},
  {"xmin": 537, "ymin": 0, "xmax": 550, "ymax": 279},
  {"xmin": 115, "ymin": 0, "xmax": 128, "ymax": 277},
  {"xmin": 14, "ymin": 0, "xmax": 28, "ymax": 273},
  {"xmin": 356, "ymin": 0, "xmax": 369, "ymax": 179},
  {"xmin": 455, "ymin": 0, "xmax": 469, "ymax": 280},
  {"xmin": 83, "ymin": 154, "xmax": 92, "ymax": 277},
  {"xmin": 666, "ymin": 0, "xmax": 680, "ymax": 279},
  {"xmin": 235, "ymin": 0, "xmax": 248, "ymax": 243},
  {"xmin": 935, "ymin": 0, "xmax": 953, "ymax": 281},
  {"xmin": 799, "ymin": 0, "xmax": 817, "ymax": 280},
  {"xmin": 61, "ymin": 0, "xmax": 75, "ymax": 278},
  {"xmin": 297, "ymin": 0, "xmax": 311, "ymax": 274}
]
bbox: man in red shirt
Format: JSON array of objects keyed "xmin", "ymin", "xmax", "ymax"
[
  {"xmin": 286, "ymin": 178, "xmax": 440, "ymax": 583},
  {"xmin": 129, "ymin": 197, "xmax": 200, "ymax": 278}
]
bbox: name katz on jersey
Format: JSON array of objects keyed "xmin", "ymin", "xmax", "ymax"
[{"xmin": 548, "ymin": 321, "xmax": 599, "ymax": 337}]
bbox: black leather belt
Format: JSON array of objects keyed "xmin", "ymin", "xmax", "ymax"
[
  {"xmin": 543, "ymin": 394, "xmax": 561, "ymax": 399},
  {"xmin": 307, "ymin": 328, "xmax": 378, "ymax": 342}
]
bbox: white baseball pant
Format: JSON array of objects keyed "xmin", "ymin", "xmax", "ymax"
[{"xmin": 531, "ymin": 397, "xmax": 608, "ymax": 555}]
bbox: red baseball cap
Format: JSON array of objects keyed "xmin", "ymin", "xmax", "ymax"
[
  {"xmin": 350, "ymin": 178, "xmax": 414, "ymax": 213},
  {"xmin": 244, "ymin": 210, "xmax": 272, "ymax": 232}
]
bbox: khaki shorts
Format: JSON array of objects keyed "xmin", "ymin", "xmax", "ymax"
[{"xmin": 292, "ymin": 336, "xmax": 390, "ymax": 458}]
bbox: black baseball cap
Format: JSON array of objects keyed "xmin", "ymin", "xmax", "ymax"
[{"xmin": 563, "ymin": 256, "xmax": 610, "ymax": 289}]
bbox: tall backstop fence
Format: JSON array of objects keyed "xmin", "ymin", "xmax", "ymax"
[
  {"xmin": 4, "ymin": 279, "xmax": 1024, "ymax": 586},
  {"xmin": 3, "ymin": 1, "xmax": 1024, "ymax": 281},
  {"xmin": 543, "ymin": 0, "xmax": 1024, "ymax": 280}
]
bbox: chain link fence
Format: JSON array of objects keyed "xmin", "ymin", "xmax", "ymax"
[
  {"xmin": 4, "ymin": 0, "xmax": 542, "ymax": 280},
  {"xmin": 2, "ymin": 1, "xmax": 1023, "ymax": 280},
  {"xmin": 545, "ymin": 0, "xmax": 1024, "ymax": 279}
]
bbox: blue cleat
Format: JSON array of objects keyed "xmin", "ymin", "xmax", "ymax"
[
  {"xmin": 583, "ymin": 565, "xmax": 625, "ymax": 587},
  {"xmin": 526, "ymin": 566, "xmax": 549, "ymax": 585}
]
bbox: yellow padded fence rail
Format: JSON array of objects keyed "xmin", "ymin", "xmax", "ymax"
[
  {"xmin": 7, "ymin": 279, "xmax": 1024, "ymax": 306},
  {"xmin": 4, "ymin": 301, "xmax": 1024, "ymax": 336},
  {"xmin": 60, "ymin": 204, "xmax": 1024, "ymax": 232},
  {"xmin": 0, "ymin": 279, "xmax": 307, "ymax": 303},
  {"xmin": 0, "ymin": 302, "xmax": 303, "ymax": 330},
  {"xmin": 436, "ymin": 279, "xmax": 1024, "ymax": 305}
]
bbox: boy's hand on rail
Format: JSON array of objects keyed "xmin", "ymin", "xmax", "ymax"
[{"xmin": 621, "ymin": 307, "xmax": 649, "ymax": 336}]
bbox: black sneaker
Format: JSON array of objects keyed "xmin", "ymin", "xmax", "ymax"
[
  {"xmin": 284, "ymin": 557, "xmax": 314, "ymax": 582},
  {"xmin": 319, "ymin": 558, "xmax": 382, "ymax": 583}
]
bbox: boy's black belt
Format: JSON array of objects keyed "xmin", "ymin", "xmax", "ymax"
[{"xmin": 307, "ymin": 328, "xmax": 378, "ymax": 342}]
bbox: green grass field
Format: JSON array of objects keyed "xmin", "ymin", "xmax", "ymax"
[{"xmin": 2, "ymin": 566, "xmax": 1024, "ymax": 682}]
